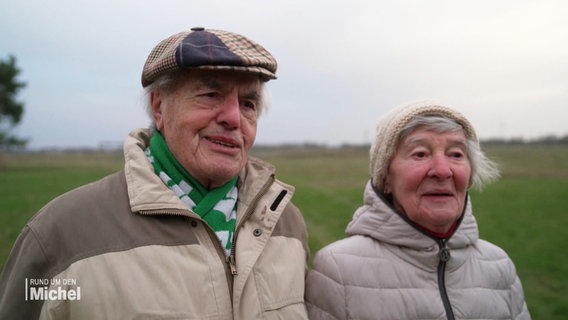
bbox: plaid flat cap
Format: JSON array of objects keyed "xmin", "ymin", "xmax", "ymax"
[{"xmin": 141, "ymin": 27, "xmax": 277, "ymax": 87}]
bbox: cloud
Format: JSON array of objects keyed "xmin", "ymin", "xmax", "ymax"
[{"xmin": 2, "ymin": 0, "xmax": 567, "ymax": 149}]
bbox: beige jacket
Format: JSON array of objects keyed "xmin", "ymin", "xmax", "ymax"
[
  {"xmin": 306, "ymin": 181, "xmax": 530, "ymax": 320},
  {"xmin": 0, "ymin": 129, "xmax": 309, "ymax": 319}
]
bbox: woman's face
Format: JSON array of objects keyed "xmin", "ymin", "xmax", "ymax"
[{"xmin": 384, "ymin": 126, "xmax": 471, "ymax": 233}]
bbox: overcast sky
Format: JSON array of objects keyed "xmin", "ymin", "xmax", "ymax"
[{"xmin": 2, "ymin": 0, "xmax": 567, "ymax": 149}]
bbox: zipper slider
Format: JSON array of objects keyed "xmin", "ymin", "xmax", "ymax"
[
  {"xmin": 439, "ymin": 247, "xmax": 451, "ymax": 262},
  {"xmin": 227, "ymin": 254, "xmax": 238, "ymax": 275},
  {"xmin": 438, "ymin": 239, "xmax": 451, "ymax": 262}
]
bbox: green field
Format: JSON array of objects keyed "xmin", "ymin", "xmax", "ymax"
[{"xmin": 1, "ymin": 145, "xmax": 567, "ymax": 319}]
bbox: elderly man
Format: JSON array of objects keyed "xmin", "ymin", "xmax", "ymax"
[{"xmin": 0, "ymin": 27, "xmax": 309, "ymax": 319}]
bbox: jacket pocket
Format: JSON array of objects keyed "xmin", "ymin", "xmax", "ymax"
[{"xmin": 253, "ymin": 238, "xmax": 306, "ymax": 311}]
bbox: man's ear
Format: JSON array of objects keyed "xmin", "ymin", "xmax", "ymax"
[{"xmin": 150, "ymin": 90, "xmax": 165, "ymax": 131}]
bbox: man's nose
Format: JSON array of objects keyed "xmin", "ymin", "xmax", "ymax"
[{"xmin": 217, "ymin": 95, "xmax": 241, "ymax": 129}]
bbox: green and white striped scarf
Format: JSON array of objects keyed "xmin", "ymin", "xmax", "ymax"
[{"xmin": 145, "ymin": 131, "xmax": 237, "ymax": 256}]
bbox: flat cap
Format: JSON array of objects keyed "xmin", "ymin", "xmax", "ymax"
[{"xmin": 141, "ymin": 27, "xmax": 277, "ymax": 87}]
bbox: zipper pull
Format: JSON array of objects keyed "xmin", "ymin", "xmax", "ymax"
[
  {"xmin": 439, "ymin": 247, "xmax": 451, "ymax": 262},
  {"xmin": 438, "ymin": 240, "xmax": 451, "ymax": 262},
  {"xmin": 227, "ymin": 254, "xmax": 238, "ymax": 275}
]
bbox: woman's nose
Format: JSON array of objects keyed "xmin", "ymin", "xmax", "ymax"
[{"xmin": 428, "ymin": 154, "xmax": 453, "ymax": 179}]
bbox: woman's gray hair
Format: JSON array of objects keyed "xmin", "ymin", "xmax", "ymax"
[
  {"xmin": 398, "ymin": 115, "xmax": 500, "ymax": 191},
  {"xmin": 143, "ymin": 71, "xmax": 270, "ymax": 126}
]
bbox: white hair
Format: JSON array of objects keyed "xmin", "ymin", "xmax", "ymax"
[
  {"xmin": 143, "ymin": 71, "xmax": 270, "ymax": 126},
  {"xmin": 400, "ymin": 115, "xmax": 500, "ymax": 190}
]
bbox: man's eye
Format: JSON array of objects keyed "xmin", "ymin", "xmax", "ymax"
[
  {"xmin": 241, "ymin": 100, "xmax": 256, "ymax": 110},
  {"xmin": 203, "ymin": 92, "xmax": 219, "ymax": 98}
]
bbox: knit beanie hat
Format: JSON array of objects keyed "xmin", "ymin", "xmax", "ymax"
[{"xmin": 369, "ymin": 101, "xmax": 478, "ymax": 192}]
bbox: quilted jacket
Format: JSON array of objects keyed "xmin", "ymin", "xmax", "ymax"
[{"xmin": 306, "ymin": 181, "xmax": 530, "ymax": 320}]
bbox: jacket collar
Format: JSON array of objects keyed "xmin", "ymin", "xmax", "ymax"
[
  {"xmin": 123, "ymin": 128, "xmax": 276, "ymax": 214},
  {"xmin": 345, "ymin": 180, "xmax": 479, "ymax": 251}
]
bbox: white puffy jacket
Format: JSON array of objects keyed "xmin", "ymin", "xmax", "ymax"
[{"xmin": 306, "ymin": 181, "xmax": 530, "ymax": 320}]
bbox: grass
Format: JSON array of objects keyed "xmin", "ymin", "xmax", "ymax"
[
  {"xmin": 256, "ymin": 147, "xmax": 370, "ymax": 251},
  {"xmin": 1, "ymin": 144, "xmax": 567, "ymax": 318},
  {"xmin": 0, "ymin": 151, "xmax": 124, "ymax": 263}
]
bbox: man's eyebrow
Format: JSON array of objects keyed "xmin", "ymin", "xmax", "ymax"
[
  {"xmin": 197, "ymin": 77, "xmax": 259, "ymax": 96},
  {"xmin": 198, "ymin": 76, "xmax": 223, "ymax": 90},
  {"xmin": 242, "ymin": 90, "xmax": 260, "ymax": 101}
]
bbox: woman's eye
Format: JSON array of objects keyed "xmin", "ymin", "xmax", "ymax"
[
  {"xmin": 450, "ymin": 151, "xmax": 465, "ymax": 158},
  {"xmin": 412, "ymin": 151, "xmax": 427, "ymax": 158}
]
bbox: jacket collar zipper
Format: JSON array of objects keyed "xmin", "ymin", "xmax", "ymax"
[
  {"xmin": 437, "ymin": 239, "xmax": 455, "ymax": 320},
  {"xmin": 138, "ymin": 208, "xmax": 193, "ymax": 217},
  {"xmin": 227, "ymin": 174, "xmax": 275, "ymax": 275}
]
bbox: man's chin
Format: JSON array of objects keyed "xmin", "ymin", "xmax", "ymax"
[{"xmin": 206, "ymin": 164, "xmax": 242, "ymax": 185}]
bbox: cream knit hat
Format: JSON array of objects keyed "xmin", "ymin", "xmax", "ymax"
[{"xmin": 369, "ymin": 101, "xmax": 478, "ymax": 192}]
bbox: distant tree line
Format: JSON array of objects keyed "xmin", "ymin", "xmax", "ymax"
[
  {"xmin": 256, "ymin": 134, "xmax": 568, "ymax": 152},
  {"xmin": 0, "ymin": 54, "xmax": 27, "ymax": 151},
  {"xmin": 481, "ymin": 134, "xmax": 568, "ymax": 146}
]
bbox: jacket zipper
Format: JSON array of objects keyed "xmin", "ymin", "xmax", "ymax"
[
  {"xmin": 226, "ymin": 174, "xmax": 275, "ymax": 275},
  {"xmin": 437, "ymin": 239, "xmax": 455, "ymax": 320},
  {"xmin": 138, "ymin": 208, "xmax": 191, "ymax": 216},
  {"xmin": 376, "ymin": 186, "xmax": 468, "ymax": 320},
  {"xmin": 138, "ymin": 175, "xmax": 276, "ymax": 293}
]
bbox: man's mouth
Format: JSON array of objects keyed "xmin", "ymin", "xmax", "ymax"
[{"xmin": 205, "ymin": 137, "xmax": 239, "ymax": 149}]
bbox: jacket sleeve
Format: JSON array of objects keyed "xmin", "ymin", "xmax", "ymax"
[
  {"xmin": 509, "ymin": 262, "xmax": 531, "ymax": 320},
  {"xmin": 305, "ymin": 248, "xmax": 346, "ymax": 320},
  {"xmin": 0, "ymin": 225, "xmax": 50, "ymax": 319}
]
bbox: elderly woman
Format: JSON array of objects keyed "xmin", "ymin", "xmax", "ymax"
[{"xmin": 305, "ymin": 102, "xmax": 531, "ymax": 320}]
